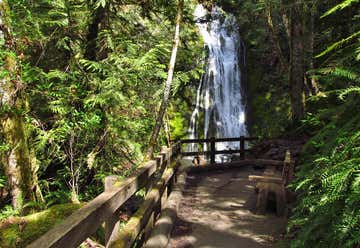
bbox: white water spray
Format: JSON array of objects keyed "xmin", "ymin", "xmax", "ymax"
[{"xmin": 188, "ymin": 5, "xmax": 248, "ymax": 156}]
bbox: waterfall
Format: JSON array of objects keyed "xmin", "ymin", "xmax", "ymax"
[{"xmin": 188, "ymin": 5, "xmax": 248, "ymax": 157}]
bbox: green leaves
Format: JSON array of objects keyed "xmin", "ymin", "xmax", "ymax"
[
  {"xmin": 321, "ymin": 0, "xmax": 360, "ymax": 18},
  {"xmin": 329, "ymin": 67, "xmax": 360, "ymax": 83},
  {"xmin": 0, "ymin": 0, "xmax": 203, "ymax": 213},
  {"xmin": 0, "ymin": 175, "xmax": 6, "ymax": 189},
  {"xmin": 46, "ymin": 0, "xmax": 69, "ymax": 27},
  {"xmin": 291, "ymin": 116, "xmax": 360, "ymax": 247},
  {"xmin": 339, "ymin": 86, "xmax": 360, "ymax": 100},
  {"xmin": 291, "ymin": 3, "xmax": 360, "ymax": 235},
  {"xmin": 316, "ymin": 31, "xmax": 360, "ymax": 58},
  {"xmin": 94, "ymin": 0, "xmax": 107, "ymax": 9}
]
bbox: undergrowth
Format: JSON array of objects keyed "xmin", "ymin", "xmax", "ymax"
[{"xmin": 289, "ymin": 96, "xmax": 360, "ymax": 247}]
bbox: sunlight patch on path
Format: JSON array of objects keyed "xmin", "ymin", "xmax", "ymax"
[{"xmin": 168, "ymin": 167, "xmax": 286, "ymax": 248}]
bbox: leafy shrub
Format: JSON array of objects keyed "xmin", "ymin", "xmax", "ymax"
[
  {"xmin": 290, "ymin": 0, "xmax": 360, "ymax": 243},
  {"xmin": 0, "ymin": 206, "xmax": 19, "ymax": 221},
  {"xmin": 290, "ymin": 129, "xmax": 360, "ymax": 247}
]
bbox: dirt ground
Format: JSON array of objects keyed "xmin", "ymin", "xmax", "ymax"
[{"xmin": 168, "ymin": 167, "xmax": 287, "ymax": 248}]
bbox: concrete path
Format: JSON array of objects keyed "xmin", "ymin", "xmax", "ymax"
[{"xmin": 168, "ymin": 167, "xmax": 287, "ymax": 248}]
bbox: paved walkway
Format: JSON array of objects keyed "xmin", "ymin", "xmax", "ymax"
[{"xmin": 168, "ymin": 167, "xmax": 287, "ymax": 248}]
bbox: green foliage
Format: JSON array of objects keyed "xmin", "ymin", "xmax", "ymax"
[
  {"xmin": 290, "ymin": 110, "xmax": 360, "ymax": 247},
  {"xmin": 228, "ymin": 0, "xmax": 293, "ymax": 137},
  {"xmin": 316, "ymin": 31, "xmax": 360, "ymax": 58},
  {"xmin": 1, "ymin": 0, "xmax": 203, "ymax": 219},
  {"xmin": 338, "ymin": 86, "xmax": 360, "ymax": 100},
  {"xmin": 0, "ymin": 177, "xmax": 5, "ymax": 188},
  {"xmin": 169, "ymin": 104, "xmax": 188, "ymax": 139},
  {"xmin": 40, "ymin": 179, "xmax": 72, "ymax": 207},
  {"xmin": 327, "ymin": 67, "xmax": 360, "ymax": 83},
  {"xmin": 321, "ymin": 0, "xmax": 359, "ymax": 18},
  {"xmin": 0, "ymin": 206, "xmax": 19, "ymax": 221},
  {"xmin": 290, "ymin": 1, "xmax": 360, "ymax": 247}
]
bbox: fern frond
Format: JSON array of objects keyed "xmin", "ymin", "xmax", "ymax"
[
  {"xmin": 94, "ymin": 0, "xmax": 107, "ymax": 9},
  {"xmin": 321, "ymin": 0, "xmax": 360, "ymax": 18},
  {"xmin": 330, "ymin": 67, "xmax": 360, "ymax": 83},
  {"xmin": 316, "ymin": 31, "xmax": 360, "ymax": 58},
  {"xmin": 339, "ymin": 86, "xmax": 360, "ymax": 100}
]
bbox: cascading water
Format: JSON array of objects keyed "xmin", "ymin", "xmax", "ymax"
[{"xmin": 188, "ymin": 5, "xmax": 248, "ymax": 158}]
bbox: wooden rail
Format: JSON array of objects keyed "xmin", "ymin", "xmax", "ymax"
[
  {"xmin": 28, "ymin": 142, "xmax": 181, "ymax": 248},
  {"xmin": 179, "ymin": 136, "xmax": 258, "ymax": 163},
  {"xmin": 28, "ymin": 137, "xmax": 259, "ymax": 248}
]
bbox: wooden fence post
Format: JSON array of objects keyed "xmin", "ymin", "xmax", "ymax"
[
  {"xmin": 240, "ymin": 136, "xmax": 245, "ymax": 160},
  {"xmin": 104, "ymin": 176, "xmax": 119, "ymax": 245},
  {"xmin": 210, "ymin": 137, "xmax": 216, "ymax": 164},
  {"xmin": 283, "ymin": 150, "xmax": 293, "ymax": 185},
  {"xmin": 176, "ymin": 139, "xmax": 181, "ymax": 155}
]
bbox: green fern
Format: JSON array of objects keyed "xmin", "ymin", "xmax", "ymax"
[
  {"xmin": 321, "ymin": 0, "xmax": 360, "ymax": 18},
  {"xmin": 316, "ymin": 31, "xmax": 360, "ymax": 58},
  {"xmin": 291, "ymin": 128, "xmax": 360, "ymax": 248},
  {"xmin": 329, "ymin": 67, "xmax": 360, "ymax": 83},
  {"xmin": 339, "ymin": 86, "xmax": 360, "ymax": 100}
]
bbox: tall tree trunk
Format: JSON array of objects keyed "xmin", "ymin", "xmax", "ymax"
[
  {"xmin": 289, "ymin": 0, "xmax": 305, "ymax": 122},
  {"xmin": 0, "ymin": 0, "xmax": 38, "ymax": 210},
  {"xmin": 164, "ymin": 113, "xmax": 171, "ymax": 147},
  {"xmin": 146, "ymin": 0, "xmax": 184, "ymax": 159},
  {"xmin": 85, "ymin": 3, "xmax": 110, "ymax": 61},
  {"xmin": 265, "ymin": 0, "xmax": 288, "ymax": 71},
  {"xmin": 308, "ymin": 1, "xmax": 319, "ymax": 95}
]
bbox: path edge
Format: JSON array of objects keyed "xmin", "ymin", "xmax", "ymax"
[{"xmin": 143, "ymin": 165, "xmax": 189, "ymax": 248}]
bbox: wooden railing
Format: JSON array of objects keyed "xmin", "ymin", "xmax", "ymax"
[
  {"xmin": 28, "ymin": 137, "xmax": 259, "ymax": 248},
  {"xmin": 28, "ymin": 142, "xmax": 181, "ymax": 248},
  {"xmin": 179, "ymin": 136, "xmax": 258, "ymax": 163}
]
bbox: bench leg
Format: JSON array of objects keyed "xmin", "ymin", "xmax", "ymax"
[
  {"xmin": 276, "ymin": 186, "xmax": 286, "ymax": 216},
  {"xmin": 256, "ymin": 185, "xmax": 269, "ymax": 214}
]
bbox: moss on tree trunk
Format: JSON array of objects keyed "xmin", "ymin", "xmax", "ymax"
[
  {"xmin": 0, "ymin": 0, "xmax": 39, "ymax": 211},
  {"xmin": 2, "ymin": 111, "xmax": 37, "ymax": 209}
]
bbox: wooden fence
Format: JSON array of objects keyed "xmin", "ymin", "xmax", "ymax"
[
  {"xmin": 28, "ymin": 142, "xmax": 181, "ymax": 248},
  {"xmin": 180, "ymin": 136, "xmax": 258, "ymax": 163},
  {"xmin": 28, "ymin": 136, "xmax": 259, "ymax": 248}
]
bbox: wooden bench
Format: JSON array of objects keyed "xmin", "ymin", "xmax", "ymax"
[{"xmin": 248, "ymin": 150, "xmax": 293, "ymax": 216}]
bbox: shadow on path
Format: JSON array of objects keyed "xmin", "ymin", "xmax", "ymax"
[{"xmin": 168, "ymin": 167, "xmax": 287, "ymax": 248}]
